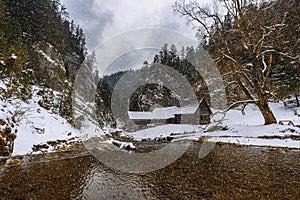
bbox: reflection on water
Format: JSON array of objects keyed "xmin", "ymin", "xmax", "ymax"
[
  {"xmin": 0, "ymin": 143, "xmax": 299, "ymax": 199},
  {"xmin": 78, "ymin": 167, "xmax": 150, "ymax": 200}
]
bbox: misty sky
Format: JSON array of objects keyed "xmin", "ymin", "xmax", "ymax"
[{"xmin": 61, "ymin": 0, "xmax": 201, "ymax": 50}]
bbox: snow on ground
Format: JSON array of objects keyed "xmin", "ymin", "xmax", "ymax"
[
  {"xmin": 208, "ymin": 138, "xmax": 300, "ymax": 149},
  {"xmin": 13, "ymin": 102, "xmax": 80, "ymax": 155},
  {"xmin": 223, "ymin": 103, "xmax": 299, "ymax": 126},
  {"xmin": 106, "ymin": 138, "xmax": 136, "ymax": 150},
  {"xmin": 122, "ymin": 103, "xmax": 300, "ymax": 149},
  {"xmin": 2, "ymin": 79, "xmax": 299, "ymax": 156},
  {"xmin": 204, "ymin": 103, "xmax": 300, "ymax": 148},
  {"xmin": 0, "ymin": 85, "xmax": 81, "ymax": 156},
  {"xmin": 124, "ymin": 124, "xmax": 198, "ymax": 141}
]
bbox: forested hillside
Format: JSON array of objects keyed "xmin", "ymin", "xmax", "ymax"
[
  {"xmin": 0, "ymin": 0, "xmax": 86, "ymax": 155},
  {"xmin": 0, "ymin": 0, "xmax": 299, "ymax": 156},
  {"xmin": 95, "ymin": 44, "xmax": 210, "ymax": 127},
  {"xmin": 0, "ymin": 1, "xmax": 299, "ymax": 198},
  {"xmin": 0, "ymin": 0, "xmax": 86, "ymax": 120}
]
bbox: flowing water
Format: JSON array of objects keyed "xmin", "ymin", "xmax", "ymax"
[{"xmin": 0, "ymin": 143, "xmax": 299, "ymax": 200}]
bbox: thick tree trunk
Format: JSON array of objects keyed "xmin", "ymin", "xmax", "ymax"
[{"xmin": 257, "ymin": 96, "xmax": 277, "ymax": 125}]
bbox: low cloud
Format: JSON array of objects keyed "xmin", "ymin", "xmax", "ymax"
[
  {"xmin": 62, "ymin": 0, "xmax": 197, "ymax": 50},
  {"xmin": 98, "ymin": 0, "xmax": 195, "ymax": 39},
  {"xmin": 62, "ymin": 0, "xmax": 113, "ymax": 49}
]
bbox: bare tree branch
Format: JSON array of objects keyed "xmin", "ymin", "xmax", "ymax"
[{"xmin": 226, "ymin": 100, "xmax": 258, "ymax": 112}]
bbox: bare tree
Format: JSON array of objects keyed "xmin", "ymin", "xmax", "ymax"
[{"xmin": 174, "ymin": 0, "xmax": 294, "ymax": 124}]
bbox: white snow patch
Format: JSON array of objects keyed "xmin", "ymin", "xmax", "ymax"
[
  {"xmin": 208, "ymin": 137, "xmax": 300, "ymax": 149},
  {"xmin": 125, "ymin": 124, "xmax": 198, "ymax": 141},
  {"xmin": 122, "ymin": 102, "xmax": 300, "ymax": 149},
  {"xmin": 11, "ymin": 54, "xmax": 17, "ymax": 59},
  {"xmin": 37, "ymin": 50, "xmax": 56, "ymax": 65},
  {"xmin": 107, "ymin": 138, "xmax": 136, "ymax": 150},
  {"xmin": 0, "ymin": 85, "xmax": 82, "ymax": 156}
]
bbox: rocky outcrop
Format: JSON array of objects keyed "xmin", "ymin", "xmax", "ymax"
[
  {"xmin": 33, "ymin": 42, "xmax": 68, "ymax": 91},
  {"xmin": 0, "ymin": 116, "xmax": 17, "ymax": 156}
]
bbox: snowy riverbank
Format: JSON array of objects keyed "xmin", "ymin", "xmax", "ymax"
[
  {"xmin": 122, "ymin": 103, "xmax": 300, "ymax": 149},
  {"xmin": 1, "ymin": 84, "xmax": 299, "ymax": 157}
]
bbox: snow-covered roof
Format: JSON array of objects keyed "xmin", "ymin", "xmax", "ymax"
[
  {"xmin": 152, "ymin": 106, "xmax": 178, "ymax": 119},
  {"xmin": 128, "ymin": 111, "xmax": 152, "ymax": 120},
  {"xmin": 128, "ymin": 104, "xmax": 200, "ymax": 120},
  {"xmin": 176, "ymin": 104, "xmax": 199, "ymax": 115}
]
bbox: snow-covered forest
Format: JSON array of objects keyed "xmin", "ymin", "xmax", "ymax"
[
  {"xmin": 0, "ymin": 0, "xmax": 86, "ymax": 156},
  {"xmin": 0, "ymin": 0, "xmax": 299, "ymax": 156},
  {"xmin": 0, "ymin": 0, "xmax": 299, "ymax": 199}
]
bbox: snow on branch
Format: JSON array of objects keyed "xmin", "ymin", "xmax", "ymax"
[
  {"xmin": 218, "ymin": 50, "xmax": 238, "ymax": 64},
  {"xmin": 279, "ymin": 52, "xmax": 299, "ymax": 60},
  {"xmin": 226, "ymin": 100, "xmax": 258, "ymax": 112}
]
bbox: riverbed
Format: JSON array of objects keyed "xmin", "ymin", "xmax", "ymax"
[{"xmin": 0, "ymin": 143, "xmax": 299, "ymax": 199}]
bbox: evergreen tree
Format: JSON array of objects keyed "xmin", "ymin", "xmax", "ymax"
[
  {"xmin": 4, "ymin": 0, "xmax": 86, "ymax": 80},
  {"xmin": 271, "ymin": 0, "xmax": 300, "ymax": 106},
  {"xmin": 0, "ymin": 0, "xmax": 32, "ymax": 99}
]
